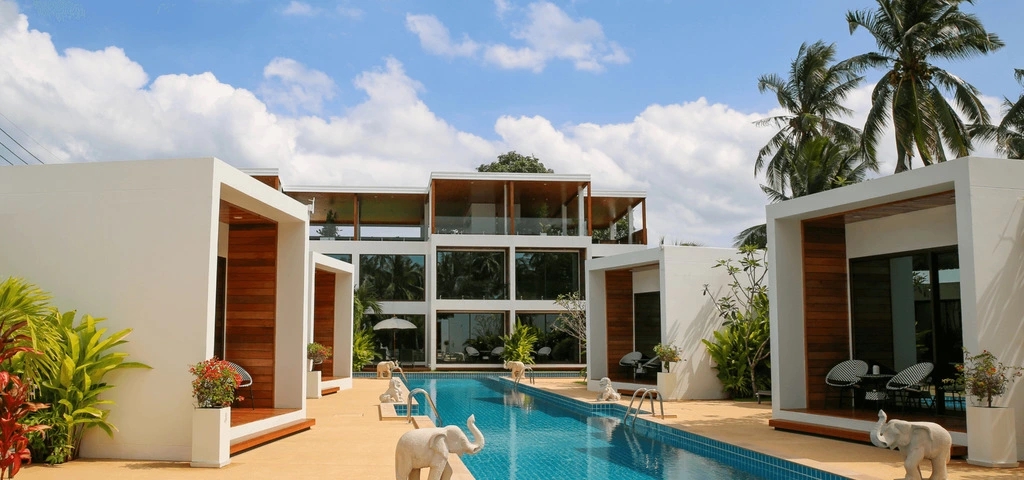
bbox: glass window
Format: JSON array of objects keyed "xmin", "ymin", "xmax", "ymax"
[
  {"xmin": 518, "ymin": 312, "xmax": 584, "ymax": 364},
  {"xmin": 325, "ymin": 253, "xmax": 352, "ymax": 263},
  {"xmin": 436, "ymin": 250, "xmax": 507, "ymax": 299},
  {"xmin": 514, "ymin": 251, "xmax": 582, "ymax": 300},
  {"xmin": 436, "ymin": 312, "xmax": 507, "ymax": 364},
  {"xmin": 358, "ymin": 254, "xmax": 425, "ymax": 301},
  {"xmin": 365, "ymin": 314, "xmax": 426, "ymax": 366}
]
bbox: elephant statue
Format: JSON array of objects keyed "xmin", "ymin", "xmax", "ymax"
[
  {"xmin": 395, "ymin": 414, "xmax": 485, "ymax": 480},
  {"xmin": 871, "ymin": 410, "xmax": 951, "ymax": 480},
  {"xmin": 596, "ymin": 377, "xmax": 621, "ymax": 402},
  {"xmin": 380, "ymin": 377, "xmax": 404, "ymax": 403},
  {"xmin": 377, "ymin": 360, "xmax": 398, "ymax": 379},
  {"xmin": 503, "ymin": 360, "xmax": 527, "ymax": 382}
]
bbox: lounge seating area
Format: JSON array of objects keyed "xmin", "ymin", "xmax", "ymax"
[{"xmin": 821, "ymin": 359, "xmax": 944, "ymax": 414}]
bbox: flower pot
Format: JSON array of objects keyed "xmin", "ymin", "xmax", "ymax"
[
  {"xmin": 307, "ymin": 370, "xmax": 322, "ymax": 399},
  {"xmin": 967, "ymin": 406, "xmax": 1019, "ymax": 468},
  {"xmin": 191, "ymin": 407, "xmax": 231, "ymax": 468},
  {"xmin": 657, "ymin": 372, "xmax": 679, "ymax": 400}
]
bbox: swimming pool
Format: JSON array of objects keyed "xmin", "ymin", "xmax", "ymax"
[{"xmin": 399, "ymin": 375, "xmax": 842, "ymax": 480}]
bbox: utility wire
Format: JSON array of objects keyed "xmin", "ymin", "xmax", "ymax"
[
  {"xmin": 0, "ymin": 110, "xmax": 57, "ymax": 164},
  {"xmin": 0, "ymin": 138, "xmax": 28, "ymax": 165},
  {"xmin": 0, "ymin": 151, "xmax": 13, "ymax": 165},
  {"xmin": 0, "ymin": 124, "xmax": 45, "ymax": 164}
]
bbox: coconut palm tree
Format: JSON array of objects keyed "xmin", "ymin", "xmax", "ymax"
[
  {"xmin": 755, "ymin": 41, "xmax": 867, "ymax": 192},
  {"xmin": 845, "ymin": 0, "xmax": 1003, "ymax": 172},
  {"xmin": 972, "ymin": 69, "xmax": 1024, "ymax": 159}
]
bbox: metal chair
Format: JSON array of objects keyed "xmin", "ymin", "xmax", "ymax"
[
  {"xmin": 618, "ymin": 351, "xmax": 643, "ymax": 380},
  {"xmin": 886, "ymin": 362, "xmax": 934, "ymax": 412},
  {"xmin": 536, "ymin": 346, "xmax": 552, "ymax": 362},
  {"xmin": 465, "ymin": 346, "xmax": 480, "ymax": 362},
  {"xmin": 824, "ymin": 359, "xmax": 868, "ymax": 407},
  {"xmin": 226, "ymin": 361, "xmax": 255, "ymax": 409}
]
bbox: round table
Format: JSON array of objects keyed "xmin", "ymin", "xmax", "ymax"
[{"xmin": 859, "ymin": 374, "xmax": 895, "ymax": 408}]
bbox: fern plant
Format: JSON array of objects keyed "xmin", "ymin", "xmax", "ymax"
[{"xmin": 501, "ymin": 321, "xmax": 538, "ymax": 364}]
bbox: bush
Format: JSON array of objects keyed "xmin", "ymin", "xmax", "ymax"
[
  {"xmin": 501, "ymin": 322, "xmax": 538, "ymax": 364},
  {"xmin": 307, "ymin": 342, "xmax": 333, "ymax": 364},
  {"xmin": 352, "ymin": 326, "xmax": 379, "ymax": 371},
  {"xmin": 190, "ymin": 358, "xmax": 241, "ymax": 408}
]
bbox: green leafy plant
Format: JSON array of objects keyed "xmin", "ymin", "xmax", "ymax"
[
  {"xmin": 351, "ymin": 284, "xmax": 381, "ymax": 371},
  {"xmin": 501, "ymin": 321, "xmax": 538, "ymax": 364},
  {"xmin": 702, "ymin": 246, "xmax": 771, "ymax": 398},
  {"xmin": 307, "ymin": 342, "xmax": 333, "ymax": 365},
  {"xmin": 31, "ymin": 311, "xmax": 150, "ymax": 463},
  {"xmin": 945, "ymin": 349, "xmax": 1024, "ymax": 408},
  {"xmin": 190, "ymin": 358, "xmax": 242, "ymax": 408},
  {"xmin": 653, "ymin": 343, "xmax": 682, "ymax": 373},
  {"xmin": 318, "ymin": 209, "xmax": 339, "ymax": 238}
]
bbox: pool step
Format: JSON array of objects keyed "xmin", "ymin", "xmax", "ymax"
[{"xmin": 769, "ymin": 418, "xmax": 967, "ymax": 457}]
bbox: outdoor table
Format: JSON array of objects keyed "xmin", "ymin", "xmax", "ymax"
[{"xmin": 859, "ymin": 373, "xmax": 894, "ymax": 407}]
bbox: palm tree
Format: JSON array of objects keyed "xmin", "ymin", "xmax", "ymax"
[
  {"xmin": 845, "ymin": 0, "xmax": 1004, "ymax": 172},
  {"xmin": 972, "ymin": 69, "xmax": 1024, "ymax": 159},
  {"xmin": 755, "ymin": 41, "xmax": 866, "ymax": 193}
]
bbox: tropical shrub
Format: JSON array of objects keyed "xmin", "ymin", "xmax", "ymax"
[
  {"xmin": 653, "ymin": 343, "xmax": 682, "ymax": 373},
  {"xmin": 501, "ymin": 321, "xmax": 538, "ymax": 364},
  {"xmin": 29, "ymin": 311, "xmax": 149, "ymax": 463},
  {"xmin": 307, "ymin": 342, "xmax": 333, "ymax": 365},
  {"xmin": 190, "ymin": 358, "xmax": 242, "ymax": 408},
  {"xmin": 0, "ymin": 372, "xmax": 49, "ymax": 479},
  {"xmin": 352, "ymin": 285, "xmax": 382, "ymax": 371},
  {"xmin": 946, "ymin": 349, "xmax": 1024, "ymax": 408}
]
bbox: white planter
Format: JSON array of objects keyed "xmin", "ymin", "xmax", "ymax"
[
  {"xmin": 191, "ymin": 407, "xmax": 230, "ymax": 468},
  {"xmin": 307, "ymin": 370, "xmax": 322, "ymax": 399},
  {"xmin": 967, "ymin": 406, "xmax": 1019, "ymax": 468}
]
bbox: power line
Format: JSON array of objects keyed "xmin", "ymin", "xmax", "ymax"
[
  {"xmin": 0, "ymin": 138, "xmax": 28, "ymax": 165},
  {"xmin": 0, "ymin": 124, "xmax": 44, "ymax": 165},
  {"xmin": 0, "ymin": 151, "xmax": 13, "ymax": 166},
  {"xmin": 0, "ymin": 110, "xmax": 57, "ymax": 164}
]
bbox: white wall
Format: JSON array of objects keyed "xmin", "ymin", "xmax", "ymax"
[
  {"xmin": 632, "ymin": 268, "xmax": 659, "ymax": 293},
  {"xmin": 846, "ymin": 204, "xmax": 958, "ymax": 259}
]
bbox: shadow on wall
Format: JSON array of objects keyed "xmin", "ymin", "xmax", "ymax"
[{"xmin": 668, "ymin": 287, "xmax": 727, "ymax": 400}]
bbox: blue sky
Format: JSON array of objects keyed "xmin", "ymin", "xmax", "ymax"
[{"xmin": 2, "ymin": 0, "xmax": 1023, "ymax": 245}]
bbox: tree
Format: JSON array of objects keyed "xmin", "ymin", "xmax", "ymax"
[
  {"xmin": 761, "ymin": 137, "xmax": 872, "ymax": 203},
  {"xmin": 972, "ymin": 69, "xmax": 1024, "ymax": 159},
  {"xmin": 845, "ymin": 0, "xmax": 1004, "ymax": 173},
  {"xmin": 755, "ymin": 41, "xmax": 867, "ymax": 193},
  {"xmin": 478, "ymin": 151, "xmax": 553, "ymax": 173},
  {"xmin": 553, "ymin": 291, "xmax": 587, "ymax": 366}
]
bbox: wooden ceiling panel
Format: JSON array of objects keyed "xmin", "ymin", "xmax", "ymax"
[
  {"xmin": 591, "ymin": 196, "xmax": 643, "ymax": 228},
  {"xmin": 842, "ymin": 191, "xmax": 955, "ymax": 224},
  {"xmin": 219, "ymin": 200, "xmax": 277, "ymax": 225}
]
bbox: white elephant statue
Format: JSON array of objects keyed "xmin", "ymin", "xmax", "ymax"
[
  {"xmin": 871, "ymin": 410, "xmax": 951, "ymax": 480},
  {"xmin": 395, "ymin": 414, "xmax": 485, "ymax": 480},
  {"xmin": 380, "ymin": 377, "xmax": 404, "ymax": 403},
  {"xmin": 596, "ymin": 377, "xmax": 621, "ymax": 402},
  {"xmin": 503, "ymin": 360, "xmax": 527, "ymax": 382},
  {"xmin": 377, "ymin": 360, "xmax": 398, "ymax": 379}
]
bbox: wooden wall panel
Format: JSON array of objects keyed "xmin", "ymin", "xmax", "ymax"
[
  {"xmin": 313, "ymin": 269, "xmax": 336, "ymax": 377},
  {"xmin": 226, "ymin": 223, "xmax": 277, "ymax": 408},
  {"xmin": 850, "ymin": 259, "xmax": 894, "ymax": 370},
  {"xmin": 605, "ymin": 270, "xmax": 634, "ymax": 382},
  {"xmin": 802, "ymin": 218, "xmax": 849, "ymax": 409}
]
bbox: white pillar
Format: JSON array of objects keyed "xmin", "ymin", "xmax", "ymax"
[{"xmin": 627, "ymin": 207, "xmax": 634, "ymax": 245}]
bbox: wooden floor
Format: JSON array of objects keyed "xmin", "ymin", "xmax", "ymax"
[
  {"xmin": 230, "ymin": 408, "xmax": 301, "ymax": 427},
  {"xmin": 782, "ymin": 407, "xmax": 966, "ymax": 432}
]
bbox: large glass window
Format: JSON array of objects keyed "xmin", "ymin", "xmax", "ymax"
[
  {"xmin": 436, "ymin": 250, "xmax": 507, "ymax": 299},
  {"xmin": 365, "ymin": 314, "xmax": 426, "ymax": 366},
  {"xmin": 436, "ymin": 312, "xmax": 507, "ymax": 364},
  {"xmin": 519, "ymin": 312, "xmax": 584, "ymax": 363},
  {"xmin": 514, "ymin": 251, "xmax": 582, "ymax": 300},
  {"xmin": 325, "ymin": 253, "xmax": 352, "ymax": 263},
  {"xmin": 359, "ymin": 254, "xmax": 425, "ymax": 301}
]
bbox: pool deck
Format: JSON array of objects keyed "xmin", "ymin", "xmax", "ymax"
[{"xmin": 18, "ymin": 376, "xmax": 1024, "ymax": 480}]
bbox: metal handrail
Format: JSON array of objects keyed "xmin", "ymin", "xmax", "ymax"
[
  {"xmin": 392, "ymin": 366, "xmax": 409, "ymax": 385},
  {"xmin": 406, "ymin": 388, "xmax": 443, "ymax": 427},
  {"xmin": 623, "ymin": 388, "xmax": 649, "ymax": 421},
  {"xmin": 514, "ymin": 366, "xmax": 535, "ymax": 386},
  {"xmin": 623, "ymin": 388, "xmax": 665, "ymax": 427}
]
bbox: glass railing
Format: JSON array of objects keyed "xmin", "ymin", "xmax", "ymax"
[
  {"xmin": 309, "ymin": 224, "xmax": 354, "ymax": 241},
  {"xmin": 358, "ymin": 224, "xmax": 425, "ymax": 241},
  {"xmin": 514, "ymin": 217, "xmax": 578, "ymax": 236},
  {"xmin": 434, "ymin": 216, "xmax": 505, "ymax": 235}
]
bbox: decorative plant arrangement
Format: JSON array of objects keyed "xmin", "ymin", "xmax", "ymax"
[
  {"xmin": 653, "ymin": 343, "xmax": 682, "ymax": 373},
  {"xmin": 947, "ymin": 349, "xmax": 1024, "ymax": 408},
  {"xmin": 0, "ymin": 300, "xmax": 50, "ymax": 479},
  {"xmin": 501, "ymin": 321, "xmax": 538, "ymax": 364},
  {"xmin": 189, "ymin": 358, "xmax": 242, "ymax": 408},
  {"xmin": 307, "ymin": 342, "xmax": 333, "ymax": 365}
]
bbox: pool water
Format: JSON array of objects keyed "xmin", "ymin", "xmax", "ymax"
[{"xmin": 404, "ymin": 377, "xmax": 764, "ymax": 480}]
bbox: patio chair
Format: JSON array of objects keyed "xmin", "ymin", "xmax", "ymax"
[
  {"xmin": 465, "ymin": 346, "xmax": 480, "ymax": 362},
  {"xmin": 635, "ymin": 356, "xmax": 661, "ymax": 379},
  {"xmin": 886, "ymin": 362, "xmax": 934, "ymax": 412},
  {"xmin": 491, "ymin": 346, "xmax": 505, "ymax": 360},
  {"xmin": 824, "ymin": 359, "xmax": 868, "ymax": 408},
  {"xmin": 226, "ymin": 361, "xmax": 255, "ymax": 409},
  {"xmin": 617, "ymin": 351, "xmax": 642, "ymax": 380},
  {"xmin": 536, "ymin": 346, "xmax": 552, "ymax": 362}
]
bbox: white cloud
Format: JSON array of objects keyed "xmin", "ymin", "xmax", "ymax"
[
  {"xmin": 485, "ymin": 1, "xmax": 629, "ymax": 72},
  {"xmin": 282, "ymin": 1, "xmax": 316, "ymax": 16},
  {"xmin": 495, "ymin": 0, "xmax": 512, "ymax": 18},
  {"xmin": 405, "ymin": 14, "xmax": 479, "ymax": 58},
  {"xmin": 258, "ymin": 57, "xmax": 337, "ymax": 114}
]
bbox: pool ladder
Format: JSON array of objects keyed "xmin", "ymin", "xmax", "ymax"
[
  {"xmin": 406, "ymin": 388, "xmax": 443, "ymax": 427},
  {"xmin": 623, "ymin": 388, "xmax": 665, "ymax": 427},
  {"xmin": 513, "ymin": 366, "xmax": 535, "ymax": 386}
]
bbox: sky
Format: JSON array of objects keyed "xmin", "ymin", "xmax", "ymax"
[{"xmin": 0, "ymin": 0, "xmax": 1021, "ymax": 246}]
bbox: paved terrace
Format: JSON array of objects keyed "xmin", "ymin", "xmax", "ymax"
[{"xmin": 20, "ymin": 377, "xmax": 1024, "ymax": 480}]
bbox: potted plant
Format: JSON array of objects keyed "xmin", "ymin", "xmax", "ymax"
[
  {"xmin": 654, "ymin": 343, "xmax": 683, "ymax": 400},
  {"xmin": 189, "ymin": 358, "xmax": 241, "ymax": 468},
  {"xmin": 306, "ymin": 342, "xmax": 333, "ymax": 399},
  {"xmin": 318, "ymin": 209, "xmax": 339, "ymax": 240},
  {"xmin": 951, "ymin": 349, "xmax": 1024, "ymax": 467}
]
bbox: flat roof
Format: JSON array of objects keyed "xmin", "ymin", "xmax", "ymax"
[{"xmin": 429, "ymin": 171, "xmax": 591, "ymax": 183}]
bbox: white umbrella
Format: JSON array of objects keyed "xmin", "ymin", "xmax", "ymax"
[{"xmin": 373, "ymin": 317, "xmax": 417, "ymax": 358}]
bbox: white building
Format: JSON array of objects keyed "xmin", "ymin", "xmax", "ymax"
[{"xmin": 767, "ymin": 156, "xmax": 1024, "ymax": 459}]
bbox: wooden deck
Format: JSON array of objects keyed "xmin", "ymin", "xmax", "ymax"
[
  {"xmin": 773, "ymin": 408, "xmax": 967, "ymax": 457},
  {"xmin": 230, "ymin": 408, "xmax": 302, "ymax": 427},
  {"xmin": 230, "ymin": 418, "xmax": 316, "ymax": 455}
]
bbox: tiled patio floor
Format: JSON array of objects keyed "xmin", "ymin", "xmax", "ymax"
[{"xmin": 19, "ymin": 377, "xmax": 1024, "ymax": 480}]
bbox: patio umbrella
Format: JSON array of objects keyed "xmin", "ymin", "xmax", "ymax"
[{"xmin": 373, "ymin": 317, "xmax": 417, "ymax": 358}]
